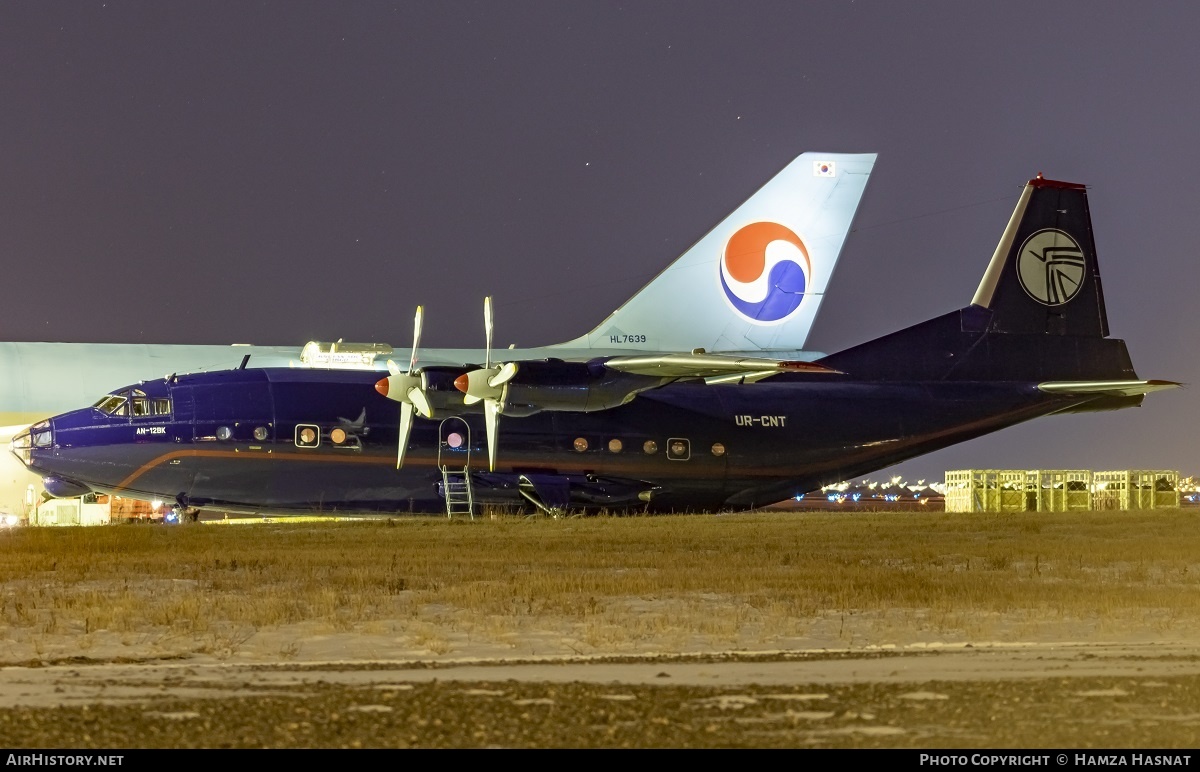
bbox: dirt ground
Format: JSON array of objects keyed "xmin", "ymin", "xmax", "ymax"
[
  {"xmin": 4, "ymin": 621, "xmax": 1200, "ymax": 747},
  {"xmin": 5, "ymin": 512, "xmax": 1200, "ymax": 748}
]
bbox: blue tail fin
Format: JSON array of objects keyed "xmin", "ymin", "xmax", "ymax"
[
  {"xmin": 970, "ymin": 175, "xmax": 1109, "ymax": 338},
  {"xmin": 823, "ymin": 174, "xmax": 1137, "ymax": 384}
]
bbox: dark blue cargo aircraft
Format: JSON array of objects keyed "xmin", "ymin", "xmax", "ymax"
[{"xmin": 12, "ymin": 174, "xmax": 1177, "ymax": 517}]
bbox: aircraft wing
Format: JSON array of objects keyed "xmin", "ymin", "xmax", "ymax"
[
  {"xmin": 1037, "ymin": 380, "xmax": 1182, "ymax": 397},
  {"xmin": 603, "ymin": 352, "xmax": 840, "ymax": 379},
  {"xmin": 438, "ymin": 351, "xmax": 844, "ymax": 470}
]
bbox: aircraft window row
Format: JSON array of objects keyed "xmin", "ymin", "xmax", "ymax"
[
  {"xmin": 570, "ymin": 437, "xmax": 725, "ymax": 459},
  {"xmin": 293, "ymin": 424, "xmax": 358, "ymax": 449},
  {"xmin": 208, "ymin": 425, "xmax": 274, "ymax": 443}
]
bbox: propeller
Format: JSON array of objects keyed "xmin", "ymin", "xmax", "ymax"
[
  {"xmin": 375, "ymin": 306, "xmax": 433, "ymax": 469},
  {"xmin": 452, "ymin": 296, "xmax": 515, "ymax": 471}
]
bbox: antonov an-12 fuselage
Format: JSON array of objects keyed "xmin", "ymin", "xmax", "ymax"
[{"xmin": 13, "ymin": 170, "xmax": 1177, "ymax": 516}]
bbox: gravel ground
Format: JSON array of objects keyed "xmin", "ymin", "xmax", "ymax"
[{"xmin": 3, "ymin": 648, "xmax": 1200, "ymax": 748}]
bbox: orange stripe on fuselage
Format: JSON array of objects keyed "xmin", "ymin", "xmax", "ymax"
[{"xmin": 114, "ymin": 446, "xmax": 735, "ymax": 493}]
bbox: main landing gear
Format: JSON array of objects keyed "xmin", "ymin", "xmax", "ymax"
[{"xmin": 170, "ymin": 493, "xmax": 201, "ymax": 523}]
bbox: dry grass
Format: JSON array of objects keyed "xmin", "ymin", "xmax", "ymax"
[{"xmin": 2, "ymin": 509, "xmax": 1199, "ymax": 659}]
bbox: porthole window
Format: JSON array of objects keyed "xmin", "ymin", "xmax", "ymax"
[
  {"xmin": 573, "ymin": 437, "xmax": 589, "ymax": 452},
  {"xmin": 667, "ymin": 438, "xmax": 691, "ymax": 461},
  {"xmin": 643, "ymin": 440, "xmax": 658, "ymax": 454},
  {"xmin": 711, "ymin": 442, "xmax": 726, "ymax": 457},
  {"xmin": 216, "ymin": 426, "xmax": 232, "ymax": 441},
  {"xmin": 608, "ymin": 439, "xmax": 623, "ymax": 453},
  {"xmin": 446, "ymin": 432, "xmax": 464, "ymax": 449},
  {"xmin": 330, "ymin": 428, "xmax": 347, "ymax": 444},
  {"xmin": 296, "ymin": 425, "xmax": 320, "ymax": 448},
  {"xmin": 253, "ymin": 426, "xmax": 269, "ymax": 441}
]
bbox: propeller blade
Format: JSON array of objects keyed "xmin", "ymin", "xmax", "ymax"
[
  {"xmin": 397, "ymin": 401, "xmax": 414, "ymax": 469},
  {"xmin": 462, "ymin": 393, "xmax": 482, "ymax": 406},
  {"xmin": 489, "ymin": 361, "xmax": 519, "ymax": 388},
  {"xmin": 484, "ymin": 296, "xmax": 493, "ymax": 370},
  {"xmin": 484, "ymin": 398, "xmax": 500, "ymax": 472},
  {"xmin": 390, "ymin": 307, "xmax": 429, "ymax": 471},
  {"xmin": 408, "ymin": 305, "xmax": 423, "ymax": 373},
  {"xmin": 407, "ymin": 385, "xmax": 432, "ymax": 419}
]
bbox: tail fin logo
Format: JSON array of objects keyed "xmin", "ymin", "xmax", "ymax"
[
  {"xmin": 1017, "ymin": 229, "xmax": 1087, "ymax": 306},
  {"xmin": 719, "ymin": 222, "xmax": 812, "ymax": 324}
]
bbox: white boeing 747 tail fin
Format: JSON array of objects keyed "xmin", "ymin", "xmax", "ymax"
[{"xmin": 555, "ymin": 152, "xmax": 876, "ymax": 356}]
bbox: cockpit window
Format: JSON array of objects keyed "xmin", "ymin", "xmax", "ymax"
[
  {"xmin": 93, "ymin": 395, "xmax": 128, "ymax": 416},
  {"xmin": 93, "ymin": 388, "xmax": 171, "ymax": 418}
]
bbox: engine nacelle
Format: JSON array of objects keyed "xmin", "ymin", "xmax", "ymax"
[
  {"xmin": 497, "ymin": 359, "xmax": 668, "ymax": 415},
  {"xmin": 418, "ymin": 366, "xmax": 486, "ymax": 416}
]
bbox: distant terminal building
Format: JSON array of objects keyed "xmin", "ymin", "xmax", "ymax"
[
  {"xmin": 944, "ymin": 469, "xmax": 1181, "ymax": 513},
  {"xmin": 1091, "ymin": 470, "xmax": 1183, "ymax": 511}
]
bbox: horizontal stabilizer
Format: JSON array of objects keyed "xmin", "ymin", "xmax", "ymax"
[
  {"xmin": 604, "ymin": 352, "xmax": 841, "ymax": 379},
  {"xmin": 1037, "ymin": 379, "xmax": 1181, "ymax": 397}
]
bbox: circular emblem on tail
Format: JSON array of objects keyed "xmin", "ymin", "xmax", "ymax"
[
  {"xmin": 1016, "ymin": 229, "xmax": 1087, "ymax": 306},
  {"xmin": 719, "ymin": 222, "xmax": 811, "ymax": 324}
]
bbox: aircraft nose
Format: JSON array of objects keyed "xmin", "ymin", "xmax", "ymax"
[
  {"xmin": 10, "ymin": 429, "xmax": 31, "ymax": 467},
  {"xmin": 374, "ymin": 377, "xmax": 390, "ymax": 397},
  {"xmin": 10, "ymin": 420, "xmax": 52, "ymax": 469}
]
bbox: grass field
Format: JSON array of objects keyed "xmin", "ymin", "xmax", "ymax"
[{"xmin": 2, "ymin": 509, "xmax": 1199, "ymax": 663}]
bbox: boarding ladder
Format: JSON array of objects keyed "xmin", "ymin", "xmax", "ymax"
[
  {"xmin": 440, "ymin": 466, "xmax": 475, "ymax": 519},
  {"xmin": 436, "ymin": 417, "xmax": 475, "ymax": 519}
]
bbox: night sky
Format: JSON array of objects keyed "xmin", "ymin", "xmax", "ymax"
[{"xmin": 2, "ymin": 2, "xmax": 1195, "ymax": 482}]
